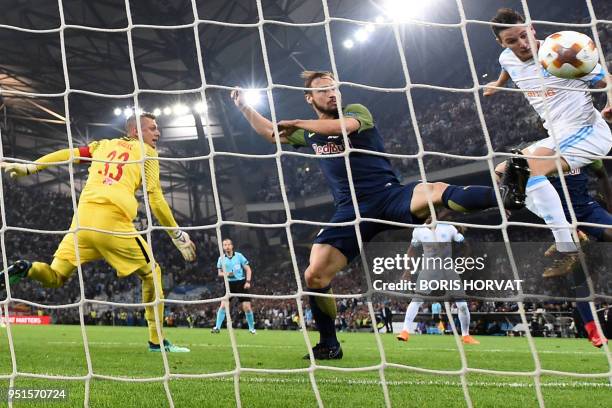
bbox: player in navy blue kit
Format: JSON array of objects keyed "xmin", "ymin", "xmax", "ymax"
[
  {"xmin": 545, "ymin": 160, "xmax": 611, "ymax": 347},
  {"xmin": 231, "ymin": 71, "xmax": 511, "ymax": 360}
]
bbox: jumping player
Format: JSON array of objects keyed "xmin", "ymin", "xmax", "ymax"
[
  {"xmin": 232, "ymin": 71, "xmax": 512, "ymax": 359},
  {"xmin": 486, "ymin": 8, "xmax": 612, "ymax": 276}
]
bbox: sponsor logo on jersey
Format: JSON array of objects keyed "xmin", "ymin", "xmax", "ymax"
[
  {"xmin": 312, "ymin": 142, "xmax": 345, "ymax": 155},
  {"xmin": 526, "ymin": 89, "xmax": 557, "ymax": 98}
]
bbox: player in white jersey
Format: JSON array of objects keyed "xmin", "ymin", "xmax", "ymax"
[
  {"xmin": 485, "ymin": 8, "xmax": 612, "ymax": 276},
  {"xmin": 396, "ymin": 219, "xmax": 479, "ymax": 345}
]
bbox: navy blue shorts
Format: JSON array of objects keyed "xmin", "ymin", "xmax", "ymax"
[
  {"xmin": 314, "ymin": 182, "xmax": 420, "ymax": 262},
  {"xmin": 573, "ymin": 203, "xmax": 612, "ymax": 241}
]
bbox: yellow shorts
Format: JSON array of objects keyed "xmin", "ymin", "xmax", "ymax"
[{"xmin": 54, "ymin": 203, "xmax": 153, "ymax": 277}]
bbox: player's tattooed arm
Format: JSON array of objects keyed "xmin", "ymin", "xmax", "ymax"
[
  {"xmin": 231, "ymin": 89, "xmax": 291, "ymax": 144},
  {"xmin": 483, "ymin": 70, "xmax": 510, "ymax": 97},
  {"xmin": 277, "ymin": 118, "xmax": 360, "ymax": 136}
]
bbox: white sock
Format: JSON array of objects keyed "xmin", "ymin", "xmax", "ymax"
[
  {"xmin": 526, "ymin": 176, "xmax": 576, "ymax": 252},
  {"xmin": 403, "ymin": 301, "xmax": 423, "ymax": 331},
  {"xmin": 456, "ymin": 302, "xmax": 470, "ymax": 336}
]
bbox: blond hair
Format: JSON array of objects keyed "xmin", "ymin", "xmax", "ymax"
[{"xmin": 125, "ymin": 111, "xmax": 156, "ymax": 133}]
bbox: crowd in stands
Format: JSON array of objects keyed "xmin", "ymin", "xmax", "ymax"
[
  {"xmin": 1, "ymin": 181, "xmax": 609, "ymax": 340},
  {"xmin": 2, "ymin": 8, "xmax": 611, "ymax": 337}
]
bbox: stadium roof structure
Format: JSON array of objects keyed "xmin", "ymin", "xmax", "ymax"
[
  {"xmin": 0, "ymin": 0, "xmax": 345, "ymax": 223},
  {"xmin": 0, "ymin": 0, "xmax": 608, "ymax": 226}
]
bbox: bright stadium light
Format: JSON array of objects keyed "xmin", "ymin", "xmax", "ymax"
[
  {"xmin": 194, "ymin": 101, "xmax": 207, "ymax": 113},
  {"xmin": 123, "ymin": 107, "xmax": 133, "ymax": 118},
  {"xmin": 383, "ymin": 0, "xmax": 430, "ymax": 21},
  {"xmin": 113, "ymin": 108, "xmax": 122, "ymax": 116},
  {"xmin": 343, "ymin": 39, "xmax": 354, "ymax": 49},
  {"xmin": 365, "ymin": 23, "xmax": 375, "ymax": 33},
  {"xmin": 173, "ymin": 104, "xmax": 189, "ymax": 116},
  {"xmin": 354, "ymin": 29, "xmax": 369, "ymax": 43},
  {"xmin": 375, "ymin": 15, "xmax": 385, "ymax": 24},
  {"xmin": 153, "ymin": 108, "xmax": 162, "ymax": 116},
  {"xmin": 163, "ymin": 106, "xmax": 172, "ymax": 116},
  {"xmin": 244, "ymin": 90, "xmax": 262, "ymax": 107}
]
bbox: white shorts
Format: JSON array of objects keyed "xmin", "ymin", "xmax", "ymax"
[{"xmin": 528, "ymin": 114, "xmax": 612, "ymax": 170}]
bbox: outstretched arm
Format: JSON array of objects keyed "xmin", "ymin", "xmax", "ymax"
[
  {"xmin": 231, "ymin": 89, "xmax": 291, "ymax": 144},
  {"xmin": 145, "ymin": 156, "xmax": 196, "ymax": 262},
  {"xmin": 277, "ymin": 118, "xmax": 360, "ymax": 137},
  {"xmin": 1, "ymin": 147, "xmax": 89, "ymax": 179},
  {"xmin": 483, "ymin": 70, "xmax": 511, "ymax": 97}
]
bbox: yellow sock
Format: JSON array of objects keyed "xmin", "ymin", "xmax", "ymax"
[
  {"xmin": 27, "ymin": 259, "xmax": 74, "ymax": 288},
  {"xmin": 138, "ymin": 264, "xmax": 165, "ymax": 345}
]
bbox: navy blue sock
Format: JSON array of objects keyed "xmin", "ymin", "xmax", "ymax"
[
  {"xmin": 442, "ymin": 185, "xmax": 497, "ymax": 213},
  {"xmin": 308, "ymin": 285, "xmax": 339, "ymax": 348},
  {"xmin": 573, "ymin": 270, "xmax": 593, "ymax": 323}
]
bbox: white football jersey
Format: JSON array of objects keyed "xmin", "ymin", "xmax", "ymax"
[
  {"xmin": 498, "ymin": 44, "xmax": 606, "ymax": 131},
  {"xmin": 411, "ymin": 223, "xmax": 464, "ymax": 260}
]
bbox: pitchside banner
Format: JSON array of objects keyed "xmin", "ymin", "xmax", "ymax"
[
  {"xmin": 5, "ymin": 316, "xmax": 51, "ymax": 325},
  {"xmin": 363, "ymin": 242, "xmax": 612, "ymax": 301}
]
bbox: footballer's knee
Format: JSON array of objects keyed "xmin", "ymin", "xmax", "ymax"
[
  {"xmin": 242, "ymin": 302, "xmax": 252, "ymax": 312},
  {"xmin": 430, "ymin": 182, "xmax": 450, "ymax": 203},
  {"xmin": 305, "ymin": 244, "xmax": 347, "ymax": 288},
  {"xmin": 45, "ymin": 272, "xmax": 68, "ymax": 288},
  {"xmin": 415, "ymin": 182, "xmax": 449, "ymax": 204}
]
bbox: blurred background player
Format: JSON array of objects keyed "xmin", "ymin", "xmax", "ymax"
[
  {"xmin": 486, "ymin": 8, "xmax": 612, "ymax": 276},
  {"xmin": 231, "ymin": 71, "xmax": 508, "ymax": 359},
  {"xmin": 211, "ymin": 238, "xmax": 255, "ymax": 334},
  {"xmin": 396, "ymin": 218, "xmax": 479, "ymax": 345},
  {"xmin": 0, "ymin": 112, "xmax": 196, "ymax": 353}
]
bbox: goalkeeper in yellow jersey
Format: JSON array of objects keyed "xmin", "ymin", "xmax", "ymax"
[{"xmin": 0, "ymin": 112, "xmax": 196, "ymax": 353}]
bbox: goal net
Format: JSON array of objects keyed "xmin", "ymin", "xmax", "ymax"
[{"xmin": 0, "ymin": 0, "xmax": 611, "ymax": 407}]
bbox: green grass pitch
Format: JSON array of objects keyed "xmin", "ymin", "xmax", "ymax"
[{"xmin": 0, "ymin": 325, "xmax": 610, "ymax": 407}]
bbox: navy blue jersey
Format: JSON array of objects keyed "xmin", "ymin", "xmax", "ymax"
[{"xmin": 287, "ymin": 104, "xmax": 400, "ymax": 207}]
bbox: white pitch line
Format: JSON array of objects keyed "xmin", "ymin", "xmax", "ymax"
[{"xmin": 198, "ymin": 376, "xmax": 611, "ymax": 389}]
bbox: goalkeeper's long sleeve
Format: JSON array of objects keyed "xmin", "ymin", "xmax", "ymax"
[
  {"xmin": 143, "ymin": 154, "xmax": 179, "ymax": 233},
  {"xmin": 34, "ymin": 148, "xmax": 86, "ymax": 173}
]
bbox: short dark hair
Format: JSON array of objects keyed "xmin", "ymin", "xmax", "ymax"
[
  {"xmin": 222, "ymin": 238, "xmax": 233, "ymax": 244},
  {"xmin": 491, "ymin": 8, "xmax": 525, "ymax": 39},
  {"xmin": 301, "ymin": 70, "xmax": 334, "ymax": 94},
  {"xmin": 125, "ymin": 111, "xmax": 156, "ymax": 132}
]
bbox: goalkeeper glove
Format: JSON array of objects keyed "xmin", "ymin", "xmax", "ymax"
[
  {"xmin": 170, "ymin": 230, "xmax": 196, "ymax": 262},
  {"xmin": 1, "ymin": 162, "xmax": 38, "ymax": 179}
]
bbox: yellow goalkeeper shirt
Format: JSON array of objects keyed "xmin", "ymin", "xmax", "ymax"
[{"xmin": 73, "ymin": 137, "xmax": 177, "ymax": 228}]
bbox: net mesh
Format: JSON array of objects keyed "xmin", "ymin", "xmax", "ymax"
[{"xmin": 0, "ymin": 0, "xmax": 611, "ymax": 407}]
